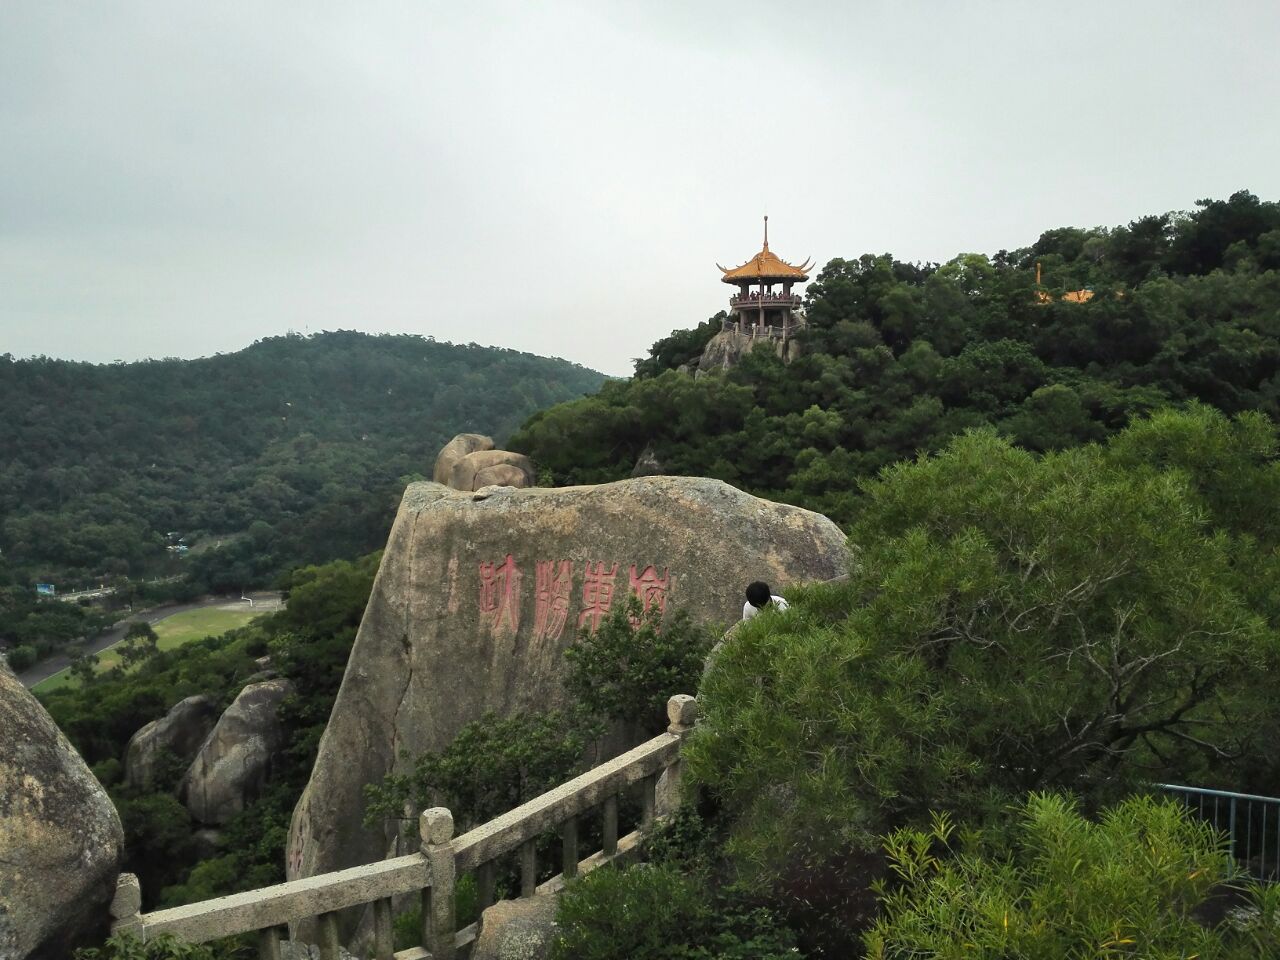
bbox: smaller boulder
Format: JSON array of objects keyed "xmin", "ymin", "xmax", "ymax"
[
  {"xmin": 448, "ymin": 449, "xmax": 535, "ymax": 492},
  {"xmin": 474, "ymin": 462, "xmax": 531, "ymax": 488},
  {"xmin": 124, "ymin": 694, "xmax": 220, "ymax": 790},
  {"xmin": 472, "ymin": 894, "xmax": 559, "ymax": 960},
  {"xmin": 179, "ymin": 679, "xmax": 293, "ymax": 825},
  {"xmin": 434, "ymin": 434, "xmax": 495, "ymax": 484}
]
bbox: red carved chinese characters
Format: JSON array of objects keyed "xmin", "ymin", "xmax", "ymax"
[
  {"xmin": 577, "ymin": 561, "xmax": 619, "ymax": 631},
  {"xmin": 629, "ymin": 564, "xmax": 672, "ymax": 615},
  {"xmin": 479, "ymin": 554, "xmax": 522, "ymax": 634},
  {"xmin": 533, "ymin": 560, "xmax": 573, "ymax": 643}
]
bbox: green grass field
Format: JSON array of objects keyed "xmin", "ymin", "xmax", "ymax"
[{"xmin": 33, "ymin": 606, "xmax": 263, "ymax": 694}]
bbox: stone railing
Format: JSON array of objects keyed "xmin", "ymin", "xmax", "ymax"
[
  {"xmin": 720, "ymin": 317, "xmax": 806, "ymax": 338},
  {"xmin": 110, "ymin": 694, "xmax": 699, "ymax": 960}
]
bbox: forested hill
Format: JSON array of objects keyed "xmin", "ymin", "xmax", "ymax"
[
  {"xmin": 0, "ymin": 332, "xmax": 604, "ymax": 590},
  {"xmin": 511, "ymin": 190, "xmax": 1280, "ymax": 525}
]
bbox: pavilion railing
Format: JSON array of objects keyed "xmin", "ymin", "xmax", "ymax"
[
  {"xmin": 110, "ymin": 694, "xmax": 700, "ymax": 960},
  {"xmin": 719, "ymin": 318, "xmax": 805, "ymax": 337},
  {"xmin": 728, "ymin": 293, "xmax": 802, "ymax": 309}
]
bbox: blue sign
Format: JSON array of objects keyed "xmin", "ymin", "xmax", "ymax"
[{"xmin": 35, "ymin": 583, "xmax": 56, "ymax": 596}]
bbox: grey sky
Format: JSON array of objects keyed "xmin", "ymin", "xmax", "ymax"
[{"xmin": 2, "ymin": 2, "xmax": 1278, "ymax": 376}]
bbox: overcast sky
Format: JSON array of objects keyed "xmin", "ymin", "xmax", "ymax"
[{"xmin": 2, "ymin": 2, "xmax": 1278, "ymax": 376}]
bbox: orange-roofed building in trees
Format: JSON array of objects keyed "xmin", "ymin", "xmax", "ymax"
[
  {"xmin": 718, "ymin": 216, "xmax": 813, "ymax": 338},
  {"xmin": 1034, "ymin": 261, "xmax": 1095, "ymax": 304}
]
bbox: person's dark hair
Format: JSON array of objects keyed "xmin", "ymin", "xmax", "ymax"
[{"xmin": 745, "ymin": 581, "xmax": 772, "ymax": 608}]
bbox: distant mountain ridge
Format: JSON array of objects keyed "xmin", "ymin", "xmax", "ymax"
[{"xmin": 0, "ymin": 331, "xmax": 605, "ymax": 590}]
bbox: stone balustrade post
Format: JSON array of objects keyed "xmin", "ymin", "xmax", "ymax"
[
  {"xmin": 109, "ymin": 873, "xmax": 143, "ymax": 937},
  {"xmin": 666, "ymin": 694, "xmax": 698, "ymax": 738},
  {"xmin": 420, "ymin": 806, "xmax": 456, "ymax": 960},
  {"xmin": 656, "ymin": 695, "xmax": 699, "ymax": 818}
]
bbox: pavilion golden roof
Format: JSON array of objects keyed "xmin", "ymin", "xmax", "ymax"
[{"xmin": 718, "ymin": 218, "xmax": 813, "ymax": 283}]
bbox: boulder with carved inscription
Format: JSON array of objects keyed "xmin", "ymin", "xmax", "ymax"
[{"xmin": 287, "ymin": 475, "xmax": 847, "ymax": 890}]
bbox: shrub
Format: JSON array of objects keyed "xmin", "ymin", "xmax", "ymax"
[
  {"xmin": 75, "ymin": 933, "xmax": 217, "ymax": 959},
  {"xmin": 5, "ymin": 642, "xmax": 37, "ymax": 672},
  {"xmin": 865, "ymin": 793, "xmax": 1280, "ymax": 959},
  {"xmin": 565, "ymin": 594, "xmax": 715, "ymax": 735},
  {"xmin": 363, "ymin": 709, "xmax": 590, "ymax": 834},
  {"xmin": 92, "ymin": 756, "xmax": 123, "ymax": 788},
  {"xmin": 550, "ymin": 863, "xmax": 800, "ymax": 960}
]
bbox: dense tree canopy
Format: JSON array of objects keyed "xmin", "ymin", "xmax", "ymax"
[
  {"xmin": 0, "ymin": 331, "xmax": 602, "ymax": 601},
  {"xmin": 512, "ymin": 191, "xmax": 1280, "ymax": 528},
  {"xmin": 684, "ymin": 408, "xmax": 1279, "ymax": 952}
]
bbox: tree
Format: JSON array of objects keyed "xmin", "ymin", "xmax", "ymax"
[
  {"xmin": 564, "ymin": 594, "xmax": 715, "ymax": 735},
  {"xmin": 686, "ymin": 413, "xmax": 1279, "ymax": 886},
  {"xmin": 119, "ymin": 622, "xmax": 159, "ymax": 669},
  {"xmin": 69, "ymin": 651, "xmax": 99, "ymax": 686},
  {"xmin": 363, "ymin": 709, "xmax": 590, "ymax": 834}
]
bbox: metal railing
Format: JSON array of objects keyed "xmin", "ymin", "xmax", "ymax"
[
  {"xmin": 111, "ymin": 695, "xmax": 699, "ymax": 959},
  {"xmin": 1156, "ymin": 783, "xmax": 1280, "ymax": 881}
]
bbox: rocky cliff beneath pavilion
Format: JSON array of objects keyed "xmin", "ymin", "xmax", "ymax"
[{"xmin": 287, "ymin": 476, "xmax": 847, "ymax": 882}]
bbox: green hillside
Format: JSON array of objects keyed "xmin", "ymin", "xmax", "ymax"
[
  {"xmin": 0, "ymin": 331, "xmax": 604, "ymax": 595},
  {"xmin": 511, "ymin": 190, "xmax": 1280, "ymax": 526}
]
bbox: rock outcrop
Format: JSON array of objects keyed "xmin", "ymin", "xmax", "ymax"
[
  {"xmin": 124, "ymin": 694, "xmax": 220, "ymax": 790},
  {"xmin": 0, "ymin": 663, "xmax": 124, "ymax": 959},
  {"xmin": 287, "ymin": 475, "xmax": 846, "ymax": 886},
  {"xmin": 449, "ymin": 449, "xmax": 536, "ymax": 491},
  {"xmin": 179, "ymin": 678, "xmax": 293, "ymax": 825},
  {"xmin": 433, "ymin": 434, "xmax": 495, "ymax": 484},
  {"xmin": 694, "ymin": 327, "xmax": 800, "ymax": 377},
  {"xmin": 472, "ymin": 894, "xmax": 559, "ymax": 960},
  {"xmin": 434, "ymin": 434, "xmax": 536, "ymax": 491}
]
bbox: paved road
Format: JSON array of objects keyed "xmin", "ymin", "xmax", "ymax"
[{"xmin": 17, "ymin": 591, "xmax": 283, "ymax": 688}]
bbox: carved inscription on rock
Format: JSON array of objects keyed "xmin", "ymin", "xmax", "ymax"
[{"xmin": 477, "ymin": 556, "xmax": 675, "ymax": 636}]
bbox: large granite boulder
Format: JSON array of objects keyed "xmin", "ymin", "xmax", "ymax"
[
  {"xmin": 124, "ymin": 694, "xmax": 220, "ymax": 790},
  {"xmin": 433, "ymin": 433, "xmax": 495, "ymax": 485},
  {"xmin": 449, "ymin": 449, "xmax": 536, "ymax": 491},
  {"xmin": 695, "ymin": 326, "xmax": 799, "ymax": 377},
  {"xmin": 0, "ymin": 663, "xmax": 124, "ymax": 959},
  {"xmin": 179, "ymin": 678, "xmax": 293, "ymax": 825},
  {"xmin": 287, "ymin": 476, "xmax": 846, "ymax": 885}
]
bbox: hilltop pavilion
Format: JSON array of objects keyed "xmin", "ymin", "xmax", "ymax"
[{"xmin": 717, "ymin": 217, "xmax": 813, "ymax": 336}]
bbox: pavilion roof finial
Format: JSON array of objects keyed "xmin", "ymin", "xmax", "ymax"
[{"xmin": 718, "ymin": 217, "xmax": 811, "ymax": 284}]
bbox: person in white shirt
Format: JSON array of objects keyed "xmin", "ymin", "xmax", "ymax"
[{"xmin": 742, "ymin": 580, "xmax": 789, "ymax": 621}]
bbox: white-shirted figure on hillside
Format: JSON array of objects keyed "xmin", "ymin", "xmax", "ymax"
[{"xmin": 742, "ymin": 580, "xmax": 789, "ymax": 621}]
